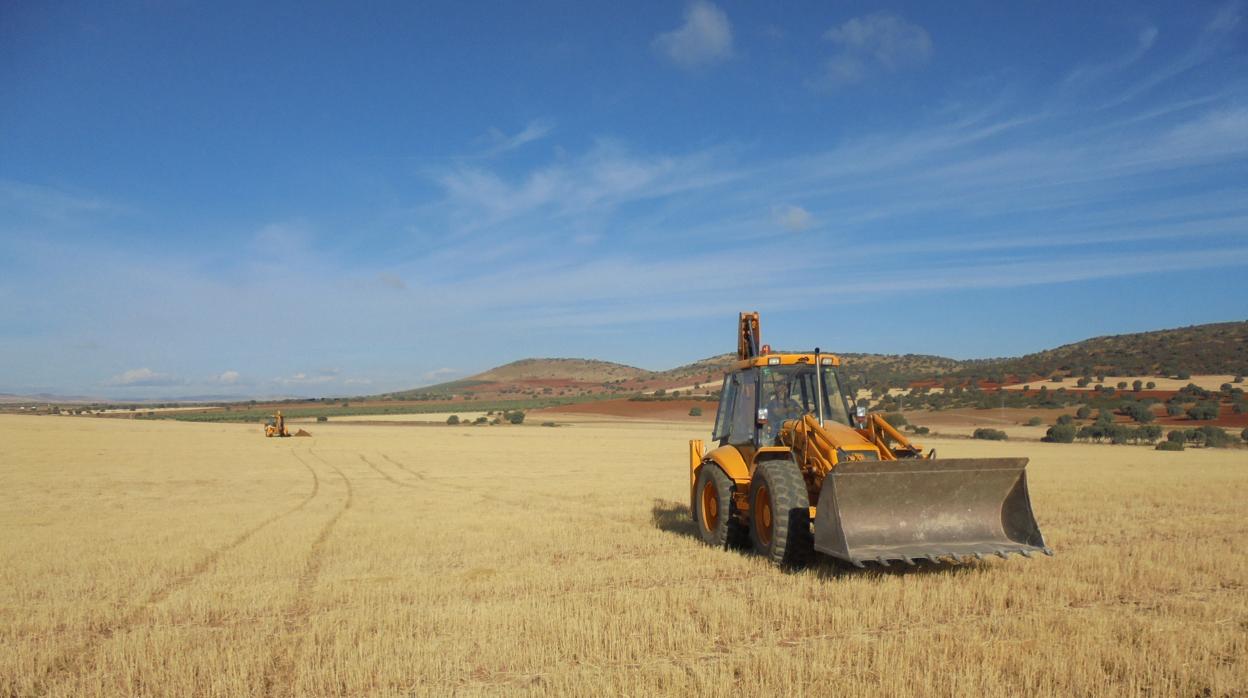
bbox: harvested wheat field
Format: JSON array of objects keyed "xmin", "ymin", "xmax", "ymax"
[{"xmin": 1, "ymin": 414, "xmax": 1246, "ymax": 697}]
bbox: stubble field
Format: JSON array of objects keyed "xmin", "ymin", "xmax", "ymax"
[{"xmin": 1, "ymin": 414, "xmax": 1245, "ymax": 697}]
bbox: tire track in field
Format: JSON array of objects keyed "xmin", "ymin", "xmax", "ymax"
[
  {"xmin": 33, "ymin": 447, "xmax": 321, "ymax": 697},
  {"xmin": 262, "ymin": 451, "xmax": 354, "ymax": 698},
  {"xmin": 360, "ymin": 454, "xmax": 421, "ymax": 489},
  {"xmin": 376, "ymin": 452, "xmax": 629, "ymax": 530}
]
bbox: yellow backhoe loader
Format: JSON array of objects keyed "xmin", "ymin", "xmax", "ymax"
[
  {"xmin": 688, "ymin": 312, "xmax": 1051, "ymax": 567},
  {"xmin": 264, "ymin": 411, "xmax": 291, "ymax": 437}
]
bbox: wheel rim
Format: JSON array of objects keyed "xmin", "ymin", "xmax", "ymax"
[
  {"xmin": 700, "ymin": 480, "xmax": 719, "ymax": 531},
  {"xmin": 754, "ymin": 485, "xmax": 773, "ymax": 546}
]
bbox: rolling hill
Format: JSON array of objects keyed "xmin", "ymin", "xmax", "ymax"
[{"xmin": 385, "ymin": 320, "xmax": 1247, "ymax": 400}]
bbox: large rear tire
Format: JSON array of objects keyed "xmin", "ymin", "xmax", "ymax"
[
  {"xmin": 693, "ymin": 465, "xmax": 748, "ymax": 549},
  {"xmin": 749, "ymin": 460, "xmax": 813, "ymax": 567}
]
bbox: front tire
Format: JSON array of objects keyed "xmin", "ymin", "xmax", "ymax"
[
  {"xmin": 693, "ymin": 465, "xmax": 747, "ymax": 549},
  {"xmin": 749, "ymin": 460, "xmax": 813, "ymax": 567}
]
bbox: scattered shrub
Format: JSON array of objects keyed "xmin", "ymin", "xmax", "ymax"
[
  {"xmin": 1155, "ymin": 440, "xmax": 1184, "ymax": 452},
  {"xmin": 1186, "ymin": 402, "xmax": 1220, "ymax": 421},
  {"xmin": 913, "ymin": 426, "xmax": 930, "ymax": 435},
  {"xmin": 1167, "ymin": 430, "xmax": 1186, "ymax": 444},
  {"xmin": 1146, "ymin": 381, "xmax": 1156, "ymax": 389},
  {"xmin": 1026, "ymin": 417, "xmax": 1043, "ymax": 426},
  {"xmin": 541, "ymin": 421, "xmax": 557, "ymax": 427},
  {"xmin": 1132, "ymin": 380, "xmax": 1143, "ymax": 392},
  {"xmin": 1241, "ymin": 427, "xmax": 1248, "ymax": 443},
  {"xmin": 972, "ymin": 428, "xmax": 1008, "ymax": 441},
  {"xmin": 446, "ymin": 415, "xmax": 459, "ymax": 425},
  {"xmin": 507, "ymin": 411, "xmax": 525, "ymax": 425},
  {"xmin": 1122, "ymin": 403, "xmax": 1154, "ymax": 424},
  {"xmin": 316, "ymin": 416, "xmax": 328, "ymax": 423},
  {"xmin": 1045, "ymin": 424, "xmax": 1076, "ymax": 443},
  {"xmin": 1200, "ymin": 426, "xmax": 1234, "ymax": 448},
  {"xmin": 1075, "ymin": 406, "xmax": 1091, "ymax": 420},
  {"xmin": 882, "ymin": 412, "xmax": 908, "ymax": 428},
  {"xmin": 688, "ymin": 406, "xmax": 702, "ymax": 417}
]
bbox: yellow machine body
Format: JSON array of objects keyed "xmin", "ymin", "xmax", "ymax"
[
  {"xmin": 688, "ymin": 312, "xmax": 1050, "ymax": 567},
  {"xmin": 264, "ymin": 411, "xmax": 291, "ymax": 438}
]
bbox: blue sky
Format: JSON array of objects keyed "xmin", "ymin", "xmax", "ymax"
[{"xmin": 2, "ymin": 1, "xmax": 1246, "ymax": 398}]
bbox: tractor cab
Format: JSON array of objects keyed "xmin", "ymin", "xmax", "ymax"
[{"xmin": 712, "ymin": 357, "xmax": 855, "ymax": 448}]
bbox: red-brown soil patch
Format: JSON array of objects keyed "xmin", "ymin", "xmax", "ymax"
[{"xmin": 532, "ymin": 399, "xmax": 716, "ymax": 421}]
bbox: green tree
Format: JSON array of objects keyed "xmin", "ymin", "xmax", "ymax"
[
  {"xmin": 972, "ymin": 428, "xmax": 1008, "ymax": 441},
  {"xmin": 1075, "ymin": 406, "xmax": 1091, "ymax": 419},
  {"xmin": 882, "ymin": 413, "xmax": 908, "ymax": 428},
  {"xmin": 1241, "ymin": 427, "xmax": 1248, "ymax": 443},
  {"xmin": 1167, "ymin": 430, "xmax": 1186, "ymax": 444},
  {"xmin": 1123, "ymin": 403, "xmax": 1154, "ymax": 424},
  {"xmin": 1146, "ymin": 382, "xmax": 1156, "ymax": 389},
  {"xmin": 1155, "ymin": 440, "xmax": 1183, "ymax": 452},
  {"xmin": 688, "ymin": 406, "xmax": 702, "ymax": 417},
  {"xmin": 1132, "ymin": 380, "xmax": 1143, "ymax": 392},
  {"xmin": 1200, "ymin": 426, "xmax": 1233, "ymax": 448},
  {"xmin": 1045, "ymin": 424, "xmax": 1076, "ymax": 443},
  {"xmin": 1186, "ymin": 402, "xmax": 1219, "ymax": 420},
  {"xmin": 1057, "ymin": 414, "xmax": 1074, "ymax": 425},
  {"xmin": 446, "ymin": 415, "xmax": 459, "ymax": 425},
  {"xmin": 507, "ymin": 411, "xmax": 525, "ymax": 425}
]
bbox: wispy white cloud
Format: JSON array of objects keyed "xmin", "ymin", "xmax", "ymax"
[
  {"xmin": 1096, "ymin": 3, "xmax": 1244, "ymax": 109},
  {"xmin": 653, "ymin": 1, "xmax": 733, "ymax": 70},
  {"xmin": 423, "ymin": 367, "xmax": 460, "ymax": 381},
  {"xmin": 478, "ymin": 119, "xmax": 555, "ymax": 157},
  {"xmin": 772, "ymin": 204, "xmax": 813, "ymax": 231},
  {"xmin": 215, "ymin": 370, "xmax": 241, "ymax": 385},
  {"xmin": 377, "ymin": 272, "xmax": 407, "ymax": 290},
  {"xmin": 433, "ymin": 140, "xmax": 741, "ymax": 228},
  {"xmin": 816, "ymin": 12, "xmax": 931, "ymax": 88},
  {"xmin": 274, "ymin": 371, "xmax": 337, "ymax": 386},
  {"xmin": 0, "ymin": 179, "xmax": 128, "ymax": 222},
  {"xmin": 1061, "ymin": 25, "xmax": 1158, "ymax": 92},
  {"xmin": 106, "ymin": 368, "xmax": 182, "ymax": 387}
]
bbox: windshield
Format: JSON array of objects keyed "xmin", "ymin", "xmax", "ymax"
[{"xmin": 759, "ymin": 364, "xmax": 851, "ymax": 444}]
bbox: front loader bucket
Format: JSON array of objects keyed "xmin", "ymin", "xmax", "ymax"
[{"xmin": 814, "ymin": 458, "xmax": 1050, "ymax": 566}]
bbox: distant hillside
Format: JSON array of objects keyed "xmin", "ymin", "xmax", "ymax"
[
  {"xmin": 835, "ymin": 353, "xmax": 963, "ymax": 389},
  {"xmin": 955, "ymin": 321, "xmax": 1248, "ymax": 381},
  {"xmin": 381, "ymin": 320, "xmax": 1248, "ymax": 401},
  {"xmin": 472, "ymin": 358, "xmax": 651, "ymax": 383}
]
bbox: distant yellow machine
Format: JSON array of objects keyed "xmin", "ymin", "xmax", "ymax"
[
  {"xmin": 264, "ymin": 411, "xmax": 291, "ymax": 437},
  {"xmin": 689, "ymin": 312, "xmax": 1050, "ymax": 567}
]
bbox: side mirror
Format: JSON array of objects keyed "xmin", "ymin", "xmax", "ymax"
[
  {"xmin": 855, "ymin": 406, "xmax": 867, "ymax": 418},
  {"xmin": 757, "ymin": 408, "xmax": 768, "ymax": 424}
]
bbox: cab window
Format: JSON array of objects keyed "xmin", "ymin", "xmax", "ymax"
[
  {"xmin": 711, "ymin": 375, "xmax": 734, "ymax": 441},
  {"xmin": 727, "ymin": 370, "xmax": 758, "ymax": 445}
]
